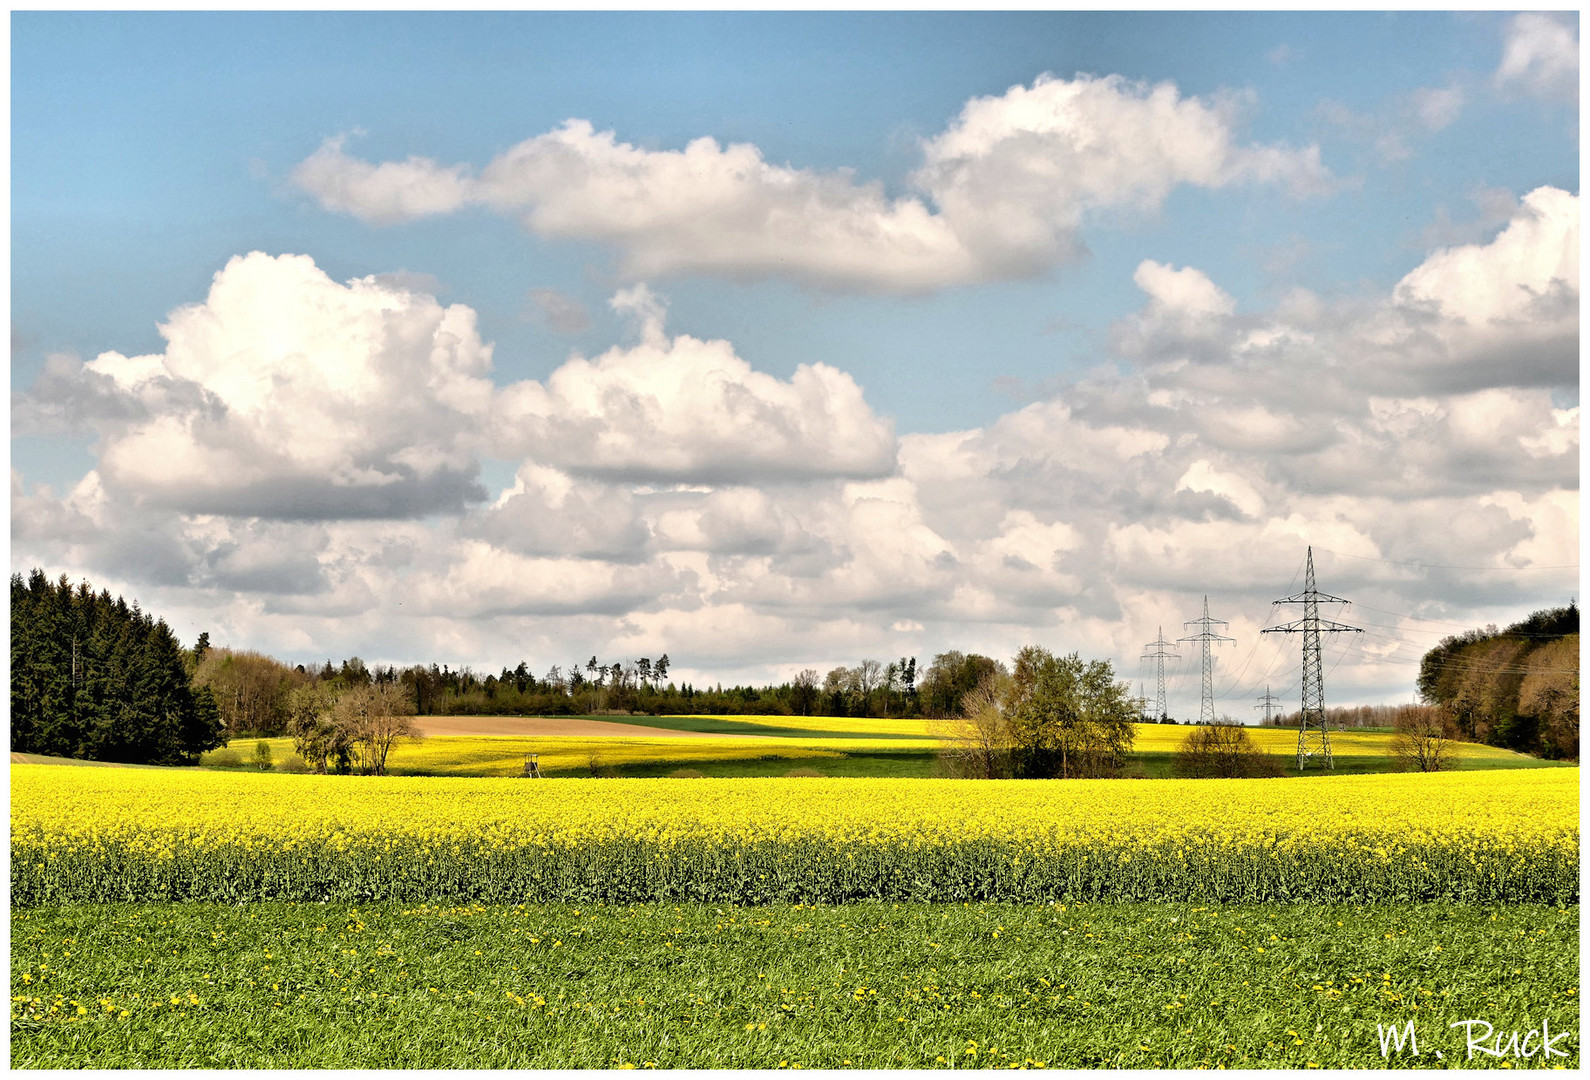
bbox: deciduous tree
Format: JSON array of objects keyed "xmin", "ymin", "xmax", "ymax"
[
  {"xmin": 933, "ymin": 671, "xmax": 1015, "ymax": 778},
  {"xmin": 1390, "ymin": 708, "xmax": 1463, "ymax": 773},
  {"xmin": 1004, "ymin": 647, "xmax": 1135, "ymax": 779}
]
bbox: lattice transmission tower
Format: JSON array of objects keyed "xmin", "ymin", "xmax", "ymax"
[
  {"xmin": 1180, "ymin": 597, "xmax": 1235, "ymax": 724},
  {"xmin": 1132, "ymin": 683, "xmax": 1149, "ymax": 723},
  {"xmin": 1254, "ymin": 685, "xmax": 1283, "ymax": 726},
  {"xmin": 1140, "ymin": 627, "xmax": 1180, "ymax": 723},
  {"xmin": 1262, "ymin": 547, "xmax": 1362, "ymax": 770}
]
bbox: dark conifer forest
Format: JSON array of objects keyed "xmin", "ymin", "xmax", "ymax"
[{"xmin": 10, "ymin": 569, "xmax": 225, "ymax": 764}]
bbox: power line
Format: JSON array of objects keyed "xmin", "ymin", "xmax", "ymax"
[{"xmin": 1312, "ymin": 546, "xmax": 1578, "ymax": 571}]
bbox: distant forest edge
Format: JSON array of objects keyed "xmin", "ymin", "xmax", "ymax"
[
  {"xmin": 9, "ymin": 568, "xmax": 1580, "ymax": 766},
  {"xmin": 1414, "ymin": 605, "xmax": 1579, "ymax": 760},
  {"xmin": 10, "ymin": 569, "xmax": 225, "ymax": 764}
]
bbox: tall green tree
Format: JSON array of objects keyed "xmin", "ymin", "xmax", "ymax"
[
  {"xmin": 1004, "ymin": 647, "xmax": 1136, "ymax": 778},
  {"xmin": 9, "ymin": 569, "xmax": 225, "ymax": 765}
]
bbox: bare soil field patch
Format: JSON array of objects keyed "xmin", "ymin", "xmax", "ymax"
[
  {"xmin": 10, "ymin": 753, "xmax": 151, "ymax": 767},
  {"xmin": 410, "ymin": 716, "xmax": 760, "ymax": 739}
]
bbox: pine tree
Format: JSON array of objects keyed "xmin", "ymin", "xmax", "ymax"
[{"xmin": 10, "ymin": 568, "xmax": 229, "ymax": 764}]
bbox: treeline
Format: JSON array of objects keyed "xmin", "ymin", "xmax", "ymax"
[
  {"xmin": 1416, "ymin": 604, "xmax": 1579, "ymax": 760},
  {"xmin": 1263, "ymin": 703, "xmax": 1440, "ymax": 730},
  {"xmin": 186, "ymin": 648, "xmax": 1053, "ymax": 739},
  {"xmin": 415, "ymin": 656, "xmax": 929, "ymax": 719},
  {"xmin": 10, "ymin": 570, "xmax": 224, "ymax": 765}
]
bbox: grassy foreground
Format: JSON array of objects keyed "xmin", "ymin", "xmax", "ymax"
[{"xmin": 11, "ymin": 901, "xmax": 1577, "ymax": 1069}]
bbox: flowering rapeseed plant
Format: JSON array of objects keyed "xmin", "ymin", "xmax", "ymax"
[{"xmin": 10, "ymin": 766, "xmax": 1575, "ymax": 905}]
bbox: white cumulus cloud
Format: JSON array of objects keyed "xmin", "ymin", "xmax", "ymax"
[
  {"xmin": 291, "ymin": 73, "xmax": 1331, "ymax": 292},
  {"xmin": 40, "ymin": 252, "xmax": 496, "ymax": 520},
  {"xmin": 491, "ymin": 285, "xmax": 897, "ymax": 483},
  {"xmin": 12, "ymin": 183, "xmax": 1576, "ymax": 707},
  {"xmin": 1494, "ymin": 13, "xmax": 1579, "ymax": 103}
]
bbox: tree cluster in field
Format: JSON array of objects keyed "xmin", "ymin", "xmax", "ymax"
[
  {"xmin": 935, "ymin": 646, "xmax": 1138, "ymax": 779},
  {"xmin": 19, "ymin": 564, "xmax": 1575, "ymax": 775},
  {"xmin": 283, "ymin": 680, "xmax": 416, "ymax": 775},
  {"xmin": 189, "ymin": 653, "xmax": 421, "ymax": 774},
  {"xmin": 9, "ymin": 570, "xmax": 224, "ymax": 765},
  {"xmin": 1415, "ymin": 604, "xmax": 1579, "ymax": 760}
]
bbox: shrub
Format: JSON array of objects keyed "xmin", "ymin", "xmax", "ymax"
[
  {"xmin": 201, "ymin": 748, "xmax": 243, "ymax": 768},
  {"xmin": 1174, "ymin": 722, "xmax": 1282, "ymax": 778}
]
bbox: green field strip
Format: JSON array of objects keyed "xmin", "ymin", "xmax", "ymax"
[{"xmin": 11, "ymin": 901, "xmax": 1578, "ymax": 1069}]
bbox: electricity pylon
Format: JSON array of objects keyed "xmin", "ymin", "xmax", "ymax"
[
  {"xmin": 1262, "ymin": 547, "xmax": 1362, "ymax": 770},
  {"xmin": 1254, "ymin": 685, "xmax": 1283, "ymax": 726},
  {"xmin": 1180, "ymin": 597, "xmax": 1235, "ymax": 724},
  {"xmin": 1140, "ymin": 627, "xmax": 1180, "ymax": 722}
]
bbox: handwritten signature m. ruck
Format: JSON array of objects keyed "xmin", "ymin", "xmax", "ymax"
[{"xmin": 1378, "ymin": 1018, "xmax": 1572, "ymax": 1062}]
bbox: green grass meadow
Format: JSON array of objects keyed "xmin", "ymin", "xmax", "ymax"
[{"xmin": 11, "ymin": 900, "xmax": 1577, "ymax": 1069}]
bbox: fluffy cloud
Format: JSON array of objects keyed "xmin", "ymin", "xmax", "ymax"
[
  {"xmin": 1392, "ymin": 185, "xmax": 1578, "ymax": 325},
  {"xmin": 491, "ymin": 286, "xmax": 897, "ymax": 483},
  {"xmin": 913, "ymin": 73, "xmax": 1330, "ymax": 272},
  {"xmin": 16, "ymin": 258, "xmax": 893, "ymax": 524},
  {"xmin": 407, "ymin": 541, "xmax": 692, "ymax": 619},
  {"xmin": 292, "ymin": 73, "xmax": 1330, "ymax": 292},
  {"xmin": 471, "ymin": 464, "xmax": 651, "ymax": 562},
  {"xmin": 13, "ymin": 185, "xmax": 1576, "ymax": 708},
  {"xmin": 1377, "ymin": 185, "xmax": 1578, "ymax": 392},
  {"xmin": 1494, "ymin": 13, "xmax": 1579, "ymax": 103},
  {"xmin": 22, "ymin": 252, "xmax": 496, "ymax": 520},
  {"xmin": 1108, "ymin": 187, "xmax": 1578, "ymax": 399},
  {"xmin": 290, "ymin": 134, "xmax": 473, "ymax": 224}
]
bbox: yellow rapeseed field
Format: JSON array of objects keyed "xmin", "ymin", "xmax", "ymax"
[
  {"xmin": 363, "ymin": 736, "xmax": 852, "ymax": 775},
  {"xmin": 212, "ymin": 719, "xmax": 1521, "ymax": 778},
  {"xmin": 10, "ymin": 765, "xmax": 1575, "ymax": 906},
  {"xmin": 1125, "ymin": 723, "xmax": 1527, "ymax": 761},
  {"xmin": 212, "ymin": 735, "xmax": 936, "ymax": 776}
]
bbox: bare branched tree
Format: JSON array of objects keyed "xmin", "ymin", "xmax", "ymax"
[
  {"xmin": 791, "ymin": 668, "xmax": 820, "ymax": 716},
  {"xmin": 932, "ymin": 672, "xmax": 1015, "ymax": 779},
  {"xmin": 853, "ymin": 659, "xmax": 883, "ymax": 716},
  {"xmin": 333, "ymin": 682, "xmax": 418, "ymax": 776},
  {"xmin": 1390, "ymin": 707, "xmax": 1463, "ymax": 772}
]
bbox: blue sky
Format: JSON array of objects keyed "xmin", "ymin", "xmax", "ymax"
[{"xmin": 10, "ymin": 12, "xmax": 1580, "ymax": 716}]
